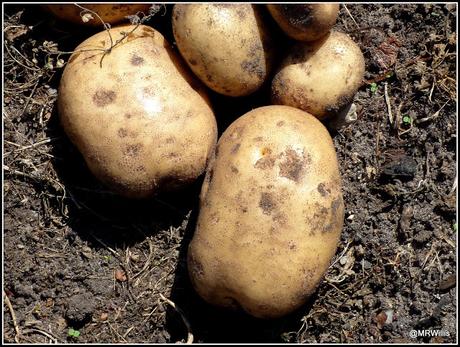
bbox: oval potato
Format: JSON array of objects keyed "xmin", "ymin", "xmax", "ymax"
[
  {"xmin": 188, "ymin": 105, "xmax": 344, "ymax": 319},
  {"xmin": 172, "ymin": 4, "xmax": 275, "ymax": 97},
  {"xmin": 271, "ymin": 31, "xmax": 365, "ymax": 120},
  {"xmin": 43, "ymin": 4, "xmax": 151, "ymax": 26},
  {"xmin": 267, "ymin": 4, "xmax": 339, "ymax": 42},
  {"xmin": 58, "ymin": 25, "xmax": 217, "ymax": 198}
]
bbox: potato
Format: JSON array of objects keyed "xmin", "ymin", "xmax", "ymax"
[
  {"xmin": 267, "ymin": 4, "xmax": 339, "ymax": 42},
  {"xmin": 58, "ymin": 25, "xmax": 217, "ymax": 198},
  {"xmin": 271, "ymin": 31, "xmax": 365, "ymax": 120},
  {"xmin": 43, "ymin": 4, "xmax": 152, "ymax": 26},
  {"xmin": 172, "ymin": 4, "xmax": 275, "ymax": 97},
  {"xmin": 188, "ymin": 105, "xmax": 344, "ymax": 319}
]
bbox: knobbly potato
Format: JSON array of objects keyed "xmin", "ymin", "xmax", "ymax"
[
  {"xmin": 267, "ymin": 4, "xmax": 339, "ymax": 42},
  {"xmin": 58, "ymin": 25, "xmax": 217, "ymax": 198},
  {"xmin": 172, "ymin": 4, "xmax": 275, "ymax": 97},
  {"xmin": 188, "ymin": 105, "xmax": 344, "ymax": 319},
  {"xmin": 43, "ymin": 4, "xmax": 151, "ymax": 26},
  {"xmin": 271, "ymin": 31, "xmax": 365, "ymax": 120}
]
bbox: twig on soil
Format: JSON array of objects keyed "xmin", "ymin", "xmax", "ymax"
[
  {"xmin": 3, "ymin": 137, "xmax": 59, "ymax": 157},
  {"xmin": 450, "ymin": 173, "xmax": 457, "ymax": 195},
  {"xmin": 20, "ymin": 78, "xmax": 40, "ymax": 118},
  {"xmin": 132, "ymin": 239, "xmax": 155, "ymax": 282},
  {"xmin": 4, "ymin": 290, "xmax": 21, "ymax": 343},
  {"xmin": 159, "ymin": 293, "xmax": 193, "ymax": 344},
  {"xmin": 107, "ymin": 322, "xmax": 128, "ymax": 343},
  {"xmin": 22, "ymin": 328, "xmax": 58, "ymax": 343},
  {"xmin": 384, "ymin": 82, "xmax": 394, "ymax": 126},
  {"xmin": 416, "ymin": 100, "xmax": 449, "ymax": 124},
  {"xmin": 343, "ymin": 5, "xmax": 360, "ymax": 30}
]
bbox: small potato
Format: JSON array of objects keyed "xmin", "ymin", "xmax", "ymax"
[
  {"xmin": 172, "ymin": 4, "xmax": 275, "ymax": 97},
  {"xmin": 267, "ymin": 4, "xmax": 339, "ymax": 42},
  {"xmin": 58, "ymin": 25, "xmax": 217, "ymax": 198},
  {"xmin": 271, "ymin": 31, "xmax": 365, "ymax": 120},
  {"xmin": 188, "ymin": 105, "xmax": 344, "ymax": 319},
  {"xmin": 43, "ymin": 4, "xmax": 152, "ymax": 26}
]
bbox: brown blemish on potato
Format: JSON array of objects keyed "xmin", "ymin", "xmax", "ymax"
[
  {"xmin": 277, "ymin": 120, "xmax": 285, "ymax": 127},
  {"xmin": 241, "ymin": 58, "xmax": 264, "ymax": 80},
  {"xmin": 123, "ymin": 143, "xmax": 142, "ymax": 157},
  {"xmin": 259, "ymin": 192, "xmax": 276, "ymax": 215},
  {"xmin": 255, "ymin": 156, "xmax": 275, "ymax": 170},
  {"xmin": 230, "ymin": 165, "xmax": 239, "ymax": 174},
  {"xmin": 231, "ymin": 143, "xmax": 241, "ymax": 154},
  {"xmin": 93, "ymin": 89, "xmax": 116, "ymax": 107},
  {"xmin": 206, "ymin": 74, "xmax": 214, "ymax": 83},
  {"xmin": 130, "ymin": 54, "xmax": 145, "ymax": 66},
  {"xmin": 118, "ymin": 128, "xmax": 128, "ymax": 138},
  {"xmin": 135, "ymin": 165, "xmax": 146, "ymax": 173},
  {"xmin": 278, "ymin": 149, "xmax": 310, "ymax": 182},
  {"xmin": 166, "ymin": 152, "xmax": 179, "ymax": 159},
  {"xmin": 236, "ymin": 6, "xmax": 248, "ymax": 19},
  {"xmin": 124, "ymin": 113, "xmax": 133, "ymax": 119},
  {"xmin": 166, "ymin": 137, "xmax": 175, "ymax": 144},
  {"xmin": 143, "ymin": 87, "xmax": 155, "ymax": 96},
  {"xmin": 188, "ymin": 58, "xmax": 198, "ymax": 66},
  {"xmin": 273, "ymin": 212, "xmax": 287, "ymax": 226},
  {"xmin": 331, "ymin": 197, "xmax": 342, "ymax": 215},
  {"xmin": 288, "ymin": 241, "xmax": 297, "ymax": 250},
  {"xmin": 317, "ymin": 183, "xmax": 330, "ymax": 197}
]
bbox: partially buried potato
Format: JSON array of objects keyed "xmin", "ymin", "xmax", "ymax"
[
  {"xmin": 172, "ymin": 4, "xmax": 275, "ymax": 97},
  {"xmin": 271, "ymin": 30, "xmax": 365, "ymax": 120},
  {"xmin": 58, "ymin": 25, "xmax": 217, "ymax": 198},
  {"xmin": 44, "ymin": 4, "xmax": 152, "ymax": 26},
  {"xmin": 188, "ymin": 105, "xmax": 344, "ymax": 319},
  {"xmin": 267, "ymin": 4, "xmax": 340, "ymax": 42}
]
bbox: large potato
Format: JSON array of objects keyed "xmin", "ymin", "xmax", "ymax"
[
  {"xmin": 44, "ymin": 4, "xmax": 152, "ymax": 26},
  {"xmin": 188, "ymin": 105, "xmax": 344, "ymax": 319},
  {"xmin": 172, "ymin": 4, "xmax": 275, "ymax": 97},
  {"xmin": 58, "ymin": 25, "xmax": 217, "ymax": 198},
  {"xmin": 271, "ymin": 31, "xmax": 365, "ymax": 120},
  {"xmin": 267, "ymin": 4, "xmax": 339, "ymax": 42}
]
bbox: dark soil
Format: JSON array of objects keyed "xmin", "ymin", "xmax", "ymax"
[{"xmin": 3, "ymin": 3, "xmax": 457, "ymax": 344}]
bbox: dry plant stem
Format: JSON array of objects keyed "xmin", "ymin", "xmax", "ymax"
[
  {"xmin": 159, "ymin": 293, "xmax": 194, "ymax": 344},
  {"xmin": 343, "ymin": 5, "xmax": 360, "ymax": 30},
  {"xmin": 22, "ymin": 328, "xmax": 58, "ymax": 343},
  {"xmin": 416, "ymin": 100, "xmax": 449, "ymax": 124},
  {"xmin": 4, "ymin": 290, "xmax": 21, "ymax": 343},
  {"xmin": 384, "ymin": 82, "xmax": 394, "ymax": 126}
]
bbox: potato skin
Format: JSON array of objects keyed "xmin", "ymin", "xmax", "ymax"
[
  {"xmin": 58, "ymin": 25, "xmax": 217, "ymax": 198},
  {"xmin": 188, "ymin": 105, "xmax": 344, "ymax": 319},
  {"xmin": 267, "ymin": 4, "xmax": 339, "ymax": 42},
  {"xmin": 172, "ymin": 4, "xmax": 275, "ymax": 97},
  {"xmin": 271, "ymin": 31, "xmax": 365, "ymax": 120},
  {"xmin": 43, "ymin": 4, "xmax": 152, "ymax": 26}
]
